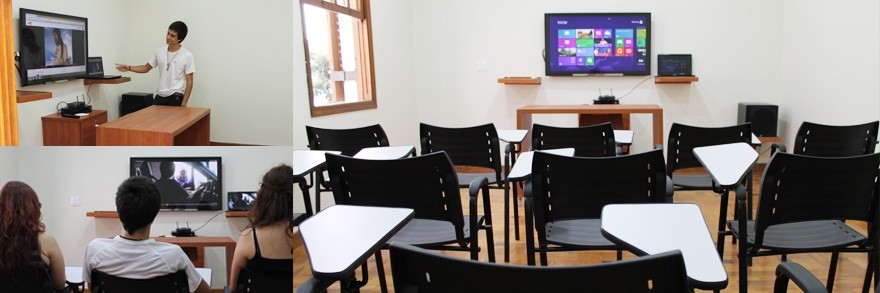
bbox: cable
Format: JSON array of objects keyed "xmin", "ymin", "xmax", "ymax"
[
  {"xmin": 191, "ymin": 211, "xmax": 225, "ymax": 233},
  {"xmin": 86, "ymin": 84, "xmax": 94, "ymax": 104},
  {"xmin": 617, "ymin": 76, "xmax": 654, "ymax": 100}
]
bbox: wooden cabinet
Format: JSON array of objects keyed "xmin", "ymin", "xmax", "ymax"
[{"xmin": 42, "ymin": 110, "xmax": 108, "ymax": 146}]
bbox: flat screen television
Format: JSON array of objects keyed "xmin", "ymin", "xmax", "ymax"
[
  {"xmin": 545, "ymin": 13, "xmax": 651, "ymax": 76},
  {"xmin": 130, "ymin": 157, "xmax": 222, "ymax": 211},
  {"xmin": 18, "ymin": 8, "xmax": 88, "ymax": 86}
]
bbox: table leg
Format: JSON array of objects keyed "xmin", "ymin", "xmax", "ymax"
[
  {"xmin": 504, "ymin": 178, "xmax": 510, "ymax": 263},
  {"xmin": 716, "ymin": 188, "xmax": 729, "ymax": 256}
]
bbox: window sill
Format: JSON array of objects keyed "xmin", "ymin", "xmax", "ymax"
[{"xmin": 310, "ymin": 100, "xmax": 377, "ymax": 117}]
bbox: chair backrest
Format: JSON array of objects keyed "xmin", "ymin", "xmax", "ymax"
[
  {"xmin": 325, "ymin": 151, "xmax": 467, "ymax": 243},
  {"xmin": 235, "ymin": 267, "xmax": 293, "ymax": 293},
  {"xmin": 306, "ymin": 124, "xmax": 390, "ymax": 156},
  {"xmin": 531, "ymin": 122, "xmax": 617, "ymax": 157},
  {"xmin": 666, "ymin": 123, "xmax": 752, "ymax": 174},
  {"xmin": 90, "ymin": 270, "xmax": 189, "ymax": 293},
  {"xmin": 753, "ymin": 152, "xmax": 880, "ymax": 248},
  {"xmin": 530, "ymin": 149, "xmax": 668, "ymax": 226},
  {"xmin": 791, "ymin": 121, "xmax": 879, "ymax": 157},
  {"xmin": 389, "ymin": 242, "xmax": 689, "ymax": 292},
  {"xmin": 0, "ymin": 258, "xmax": 53, "ymax": 293},
  {"xmin": 419, "ymin": 123, "xmax": 502, "ymax": 181}
]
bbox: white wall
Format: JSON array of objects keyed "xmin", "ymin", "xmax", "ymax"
[
  {"xmin": 778, "ymin": 1, "xmax": 880, "ymax": 145},
  {"xmin": 14, "ymin": 0, "xmax": 295, "ymax": 146},
  {"xmin": 0, "ymin": 147, "xmax": 19, "ymax": 181},
  {"xmin": 15, "ymin": 146, "xmax": 293, "ymax": 287}
]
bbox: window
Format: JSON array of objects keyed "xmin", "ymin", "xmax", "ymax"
[{"xmin": 300, "ymin": 0, "xmax": 376, "ymax": 117}]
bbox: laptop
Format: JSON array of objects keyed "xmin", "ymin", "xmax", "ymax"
[
  {"xmin": 227, "ymin": 191, "xmax": 257, "ymax": 211},
  {"xmin": 86, "ymin": 57, "xmax": 121, "ymax": 79}
]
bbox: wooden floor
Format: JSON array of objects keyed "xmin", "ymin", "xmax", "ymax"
[{"xmin": 293, "ymin": 166, "xmax": 875, "ymax": 292}]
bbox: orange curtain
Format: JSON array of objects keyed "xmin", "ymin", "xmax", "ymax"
[{"xmin": 0, "ymin": 0, "xmax": 18, "ymax": 146}]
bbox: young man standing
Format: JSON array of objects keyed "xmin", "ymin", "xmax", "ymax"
[
  {"xmin": 83, "ymin": 176, "xmax": 209, "ymax": 293},
  {"xmin": 116, "ymin": 21, "xmax": 195, "ymax": 106}
]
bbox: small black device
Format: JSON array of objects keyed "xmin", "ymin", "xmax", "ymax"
[
  {"xmin": 593, "ymin": 89, "xmax": 618, "ymax": 104},
  {"xmin": 120, "ymin": 92, "xmax": 154, "ymax": 116},
  {"xmin": 227, "ymin": 191, "xmax": 257, "ymax": 211},
  {"xmin": 172, "ymin": 222, "xmax": 196, "ymax": 237},
  {"xmin": 657, "ymin": 54, "xmax": 692, "ymax": 76},
  {"xmin": 86, "ymin": 57, "xmax": 121, "ymax": 79},
  {"xmin": 738, "ymin": 102, "xmax": 778, "ymax": 137},
  {"xmin": 59, "ymin": 101, "xmax": 92, "ymax": 116}
]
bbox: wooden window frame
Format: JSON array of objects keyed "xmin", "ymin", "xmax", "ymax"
[{"xmin": 301, "ymin": 0, "xmax": 377, "ymax": 117}]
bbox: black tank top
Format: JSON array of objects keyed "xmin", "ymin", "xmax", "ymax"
[{"xmin": 246, "ymin": 228, "xmax": 293, "ymax": 278}]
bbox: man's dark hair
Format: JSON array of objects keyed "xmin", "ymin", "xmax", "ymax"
[
  {"xmin": 116, "ymin": 176, "xmax": 161, "ymax": 234},
  {"xmin": 159, "ymin": 161, "xmax": 175, "ymax": 178},
  {"xmin": 169, "ymin": 21, "xmax": 188, "ymax": 43}
]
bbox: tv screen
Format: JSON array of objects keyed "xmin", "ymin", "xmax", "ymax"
[
  {"xmin": 545, "ymin": 13, "xmax": 650, "ymax": 76},
  {"xmin": 130, "ymin": 157, "xmax": 222, "ymax": 211},
  {"xmin": 18, "ymin": 8, "xmax": 88, "ymax": 86}
]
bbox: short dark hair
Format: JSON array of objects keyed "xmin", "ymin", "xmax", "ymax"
[
  {"xmin": 116, "ymin": 176, "xmax": 161, "ymax": 234},
  {"xmin": 159, "ymin": 161, "xmax": 175, "ymax": 178},
  {"xmin": 169, "ymin": 21, "xmax": 188, "ymax": 43}
]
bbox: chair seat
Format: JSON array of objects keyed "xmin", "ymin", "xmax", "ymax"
[
  {"xmin": 671, "ymin": 174, "xmax": 714, "ymax": 189},
  {"xmin": 545, "ymin": 219, "xmax": 616, "ymax": 249},
  {"xmin": 390, "ymin": 217, "xmax": 482, "ymax": 247},
  {"xmin": 729, "ymin": 220, "xmax": 867, "ymax": 251},
  {"xmin": 457, "ymin": 172, "xmax": 502, "ymax": 187}
]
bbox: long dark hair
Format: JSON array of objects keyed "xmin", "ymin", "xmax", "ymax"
[
  {"xmin": 249, "ymin": 165, "xmax": 294, "ymax": 237},
  {"xmin": 0, "ymin": 181, "xmax": 45, "ymax": 276}
]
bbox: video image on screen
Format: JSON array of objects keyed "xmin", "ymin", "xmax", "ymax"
[
  {"xmin": 130, "ymin": 157, "xmax": 222, "ymax": 211},
  {"xmin": 19, "ymin": 8, "xmax": 89, "ymax": 86}
]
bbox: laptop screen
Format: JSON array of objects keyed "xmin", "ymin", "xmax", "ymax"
[
  {"xmin": 227, "ymin": 191, "xmax": 257, "ymax": 211},
  {"xmin": 87, "ymin": 57, "xmax": 104, "ymax": 76}
]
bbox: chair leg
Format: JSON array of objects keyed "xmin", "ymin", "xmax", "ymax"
[
  {"xmin": 374, "ymin": 251, "xmax": 388, "ymax": 293},
  {"xmin": 503, "ymin": 179, "xmax": 510, "ymax": 263},
  {"xmin": 616, "ymin": 249, "xmax": 622, "ymax": 261},
  {"xmin": 716, "ymin": 188, "xmax": 730, "ymax": 257},
  {"xmin": 826, "ymin": 252, "xmax": 839, "ymax": 293},
  {"xmin": 540, "ymin": 250, "xmax": 549, "ymax": 266},
  {"xmin": 513, "ymin": 182, "xmax": 520, "ymax": 240},
  {"xmin": 862, "ymin": 252, "xmax": 873, "ymax": 293}
]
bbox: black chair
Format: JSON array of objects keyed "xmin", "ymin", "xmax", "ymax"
[
  {"xmin": 90, "ymin": 270, "xmax": 189, "ymax": 293},
  {"xmin": 325, "ymin": 151, "xmax": 495, "ymax": 292},
  {"xmin": 666, "ymin": 122, "xmax": 753, "ymax": 190},
  {"xmin": 525, "ymin": 149, "xmax": 669, "ymax": 266},
  {"xmin": 773, "ymin": 262, "xmax": 834, "ymax": 293},
  {"xmin": 724, "ymin": 152, "xmax": 880, "ymax": 293},
  {"xmin": 389, "ymin": 242, "xmax": 690, "ymax": 292},
  {"xmin": 771, "ymin": 121, "xmax": 879, "ymax": 157},
  {"xmin": 234, "ymin": 267, "xmax": 292, "ymax": 293},
  {"xmin": 531, "ymin": 122, "xmax": 617, "ymax": 157},
  {"xmin": 305, "ymin": 124, "xmax": 390, "ymax": 212}
]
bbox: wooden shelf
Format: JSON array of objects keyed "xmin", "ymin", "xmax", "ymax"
[
  {"xmin": 84, "ymin": 77, "xmax": 131, "ymax": 85},
  {"xmin": 226, "ymin": 211, "xmax": 249, "ymax": 218},
  {"xmin": 498, "ymin": 76, "xmax": 541, "ymax": 85},
  {"xmin": 86, "ymin": 211, "xmax": 119, "ymax": 218},
  {"xmin": 16, "ymin": 90, "xmax": 52, "ymax": 103},
  {"xmin": 654, "ymin": 76, "xmax": 699, "ymax": 84},
  {"xmin": 756, "ymin": 136, "xmax": 781, "ymax": 143}
]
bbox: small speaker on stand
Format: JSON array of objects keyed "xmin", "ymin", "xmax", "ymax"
[{"xmin": 738, "ymin": 102, "xmax": 778, "ymax": 137}]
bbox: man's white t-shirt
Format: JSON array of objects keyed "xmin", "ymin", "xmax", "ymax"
[
  {"xmin": 148, "ymin": 46, "xmax": 195, "ymax": 97},
  {"xmin": 83, "ymin": 236, "xmax": 203, "ymax": 292}
]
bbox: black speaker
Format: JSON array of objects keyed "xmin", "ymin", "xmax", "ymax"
[
  {"xmin": 120, "ymin": 92, "xmax": 154, "ymax": 116},
  {"xmin": 738, "ymin": 102, "xmax": 778, "ymax": 137}
]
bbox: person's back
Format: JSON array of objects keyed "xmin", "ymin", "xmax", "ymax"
[
  {"xmin": 229, "ymin": 165, "xmax": 294, "ymax": 292},
  {"xmin": 0, "ymin": 181, "xmax": 66, "ymax": 292},
  {"xmin": 83, "ymin": 176, "xmax": 209, "ymax": 293}
]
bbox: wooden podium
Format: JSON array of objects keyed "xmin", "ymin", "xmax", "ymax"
[{"xmin": 516, "ymin": 104, "xmax": 664, "ymax": 151}]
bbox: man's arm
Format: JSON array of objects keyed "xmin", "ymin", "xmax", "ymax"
[
  {"xmin": 115, "ymin": 63, "xmax": 153, "ymax": 73},
  {"xmin": 182, "ymin": 73, "xmax": 194, "ymax": 106}
]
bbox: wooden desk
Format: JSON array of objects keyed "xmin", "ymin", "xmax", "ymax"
[
  {"xmin": 96, "ymin": 106, "xmax": 210, "ymax": 146},
  {"xmin": 601, "ymin": 204, "xmax": 728, "ymax": 290},
  {"xmin": 42, "ymin": 110, "xmax": 108, "ymax": 146},
  {"xmin": 155, "ymin": 236, "xmax": 235, "ymax": 285},
  {"xmin": 516, "ymin": 104, "xmax": 663, "ymax": 151}
]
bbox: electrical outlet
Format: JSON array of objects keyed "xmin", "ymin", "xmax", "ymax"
[
  {"xmin": 475, "ymin": 59, "xmax": 488, "ymax": 72},
  {"xmin": 70, "ymin": 196, "xmax": 81, "ymax": 207}
]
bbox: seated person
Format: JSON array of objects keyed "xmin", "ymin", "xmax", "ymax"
[
  {"xmin": 0, "ymin": 181, "xmax": 66, "ymax": 292},
  {"xmin": 229, "ymin": 165, "xmax": 294, "ymax": 292},
  {"xmin": 83, "ymin": 176, "xmax": 209, "ymax": 293}
]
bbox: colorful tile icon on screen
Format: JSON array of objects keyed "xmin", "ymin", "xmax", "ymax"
[
  {"xmin": 594, "ymin": 29, "xmax": 604, "ymax": 38},
  {"xmin": 576, "ymin": 38, "xmax": 594, "ymax": 48},
  {"xmin": 576, "ymin": 29, "xmax": 593, "ymax": 39},
  {"xmin": 558, "ymin": 29, "xmax": 576, "ymax": 38},
  {"xmin": 637, "ymin": 29, "xmax": 647, "ymax": 39},
  {"xmin": 585, "ymin": 57, "xmax": 594, "ymax": 66},
  {"xmin": 615, "ymin": 29, "xmax": 633, "ymax": 38},
  {"xmin": 558, "ymin": 47, "xmax": 576, "ymax": 57},
  {"xmin": 625, "ymin": 48, "xmax": 633, "ymax": 56},
  {"xmin": 576, "ymin": 47, "xmax": 593, "ymax": 56},
  {"xmin": 558, "ymin": 39, "xmax": 576, "ymax": 48},
  {"xmin": 616, "ymin": 48, "xmax": 625, "ymax": 56},
  {"xmin": 615, "ymin": 39, "xmax": 624, "ymax": 47},
  {"xmin": 558, "ymin": 56, "xmax": 577, "ymax": 66},
  {"xmin": 625, "ymin": 39, "xmax": 633, "ymax": 46},
  {"xmin": 604, "ymin": 30, "xmax": 612, "ymax": 37}
]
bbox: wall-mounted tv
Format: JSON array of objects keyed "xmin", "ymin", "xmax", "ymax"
[
  {"xmin": 18, "ymin": 8, "xmax": 89, "ymax": 86},
  {"xmin": 545, "ymin": 13, "xmax": 651, "ymax": 76},
  {"xmin": 130, "ymin": 157, "xmax": 222, "ymax": 211}
]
